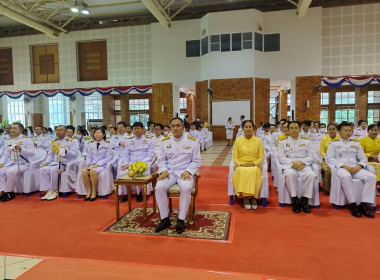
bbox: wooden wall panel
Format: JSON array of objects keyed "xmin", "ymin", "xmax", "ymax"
[
  {"xmin": 152, "ymin": 83, "xmax": 173, "ymax": 125},
  {"xmin": 31, "ymin": 44, "xmax": 59, "ymax": 84},
  {"xmin": 120, "ymin": 94, "xmax": 130, "ymax": 123},
  {"xmin": 295, "ymin": 76, "xmax": 322, "ymax": 121},
  {"xmin": 77, "ymin": 40, "xmax": 108, "ymax": 81},
  {"xmin": 102, "ymin": 95, "xmax": 115, "ymax": 126},
  {"xmin": 0, "ymin": 48, "xmax": 14, "ymax": 85},
  {"xmin": 279, "ymin": 90, "xmax": 288, "ymax": 120},
  {"xmin": 195, "ymin": 80, "xmax": 208, "ymax": 122},
  {"xmin": 254, "ymin": 77, "xmax": 270, "ymax": 125},
  {"xmin": 31, "ymin": 113, "xmax": 44, "ymax": 127}
]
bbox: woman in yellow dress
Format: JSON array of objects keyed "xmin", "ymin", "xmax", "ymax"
[
  {"xmin": 359, "ymin": 124, "xmax": 380, "ymax": 185},
  {"xmin": 232, "ymin": 120, "xmax": 264, "ymax": 210}
]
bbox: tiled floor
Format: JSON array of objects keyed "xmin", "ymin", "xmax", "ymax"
[
  {"xmin": 201, "ymin": 141, "xmax": 232, "ymax": 166},
  {"xmin": 0, "ymin": 256, "xmax": 42, "ymax": 280}
]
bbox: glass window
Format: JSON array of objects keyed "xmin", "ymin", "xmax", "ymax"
[
  {"xmin": 336, "ymin": 91, "xmax": 355, "ymax": 104},
  {"xmin": 335, "ymin": 109, "xmax": 355, "ymax": 123},
  {"xmin": 368, "ymin": 91, "xmax": 380, "ymax": 103},
  {"xmin": 264, "ymin": 33, "xmax": 280, "ymax": 52},
  {"xmin": 321, "ymin": 92, "xmax": 329, "ymax": 105},
  {"xmin": 85, "ymin": 93, "xmax": 103, "ymax": 123},
  {"xmin": 210, "ymin": 35, "xmax": 220, "ymax": 52},
  {"xmin": 7, "ymin": 97, "xmax": 25, "ymax": 124},
  {"xmin": 242, "ymin": 32, "xmax": 252, "ymax": 50},
  {"xmin": 287, "ymin": 93, "xmax": 291, "ymax": 106},
  {"xmin": 221, "ymin": 34, "xmax": 230, "ymax": 52},
  {"xmin": 114, "ymin": 99, "xmax": 121, "ymax": 111},
  {"xmin": 48, "ymin": 93, "xmax": 69, "ymax": 127},
  {"xmin": 368, "ymin": 109, "xmax": 380, "ymax": 124},
  {"xmin": 254, "ymin": 32, "xmax": 263, "ymax": 52},
  {"xmin": 180, "ymin": 98, "xmax": 187, "ymax": 109},
  {"xmin": 130, "ymin": 113, "xmax": 149, "ymax": 127},
  {"xmin": 320, "ymin": 110, "xmax": 328, "ymax": 124},
  {"xmin": 201, "ymin": 36, "xmax": 208, "ymax": 56},
  {"xmin": 129, "ymin": 99, "xmax": 149, "ymax": 110},
  {"xmin": 232, "ymin": 33, "xmax": 242, "ymax": 51},
  {"xmin": 179, "ymin": 113, "xmax": 187, "ymax": 121},
  {"xmin": 186, "ymin": 40, "xmax": 200, "ymax": 57}
]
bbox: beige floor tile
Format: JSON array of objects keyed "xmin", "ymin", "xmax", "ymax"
[{"xmin": 3, "ymin": 258, "xmax": 42, "ymax": 279}]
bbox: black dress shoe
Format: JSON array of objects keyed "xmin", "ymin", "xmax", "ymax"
[
  {"xmin": 350, "ymin": 203, "xmax": 361, "ymax": 218},
  {"xmin": 301, "ymin": 197, "xmax": 311, "ymax": 213},
  {"xmin": 0, "ymin": 192, "xmax": 5, "ymax": 201},
  {"xmin": 359, "ymin": 203, "xmax": 374, "ymax": 218},
  {"xmin": 176, "ymin": 219, "xmax": 185, "ymax": 234},
  {"xmin": 89, "ymin": 196, "xmax": 97, "ymax": 202},
  {"xmin": 292, "ymin": 197, "xmax": 301, "ymax": 213},
  {"xmin": 1, "ymin": 192, "xmax": 15, "ymax": 202},
  {"xmin": 155, "ymin": 217, "xmax": 171, "ymax": 233},
  {"xmin": 136, "ymin": 193, "xmax": 143, "ymax": 202},
  {"xmin": 84, "ymin": 196, "xmax": 90, "ymax": 201},
  {"xmin": 120, "ymin": 195, "xmax": 128, "ymax": 202}
]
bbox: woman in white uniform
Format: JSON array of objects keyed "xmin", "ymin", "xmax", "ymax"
[
  {"xmin": 225, "ymin": 117, "xmax": 235, "ymax": 146},
  {"xmin": 82, "ymin": 128, "xmax": 113, "ymax": 201}
]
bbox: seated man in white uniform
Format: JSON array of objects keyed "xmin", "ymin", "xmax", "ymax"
[
  {"xmin": 300, "ymin": 120, "xmax": 315, "ymax": 141},
  {"xmin": 40, "ymin": 125, "xmax": 79, "ymax": 201},
  {"xmin": 325, "ymin": 122, "xmax": 376, "ymax": 218},
  {"xmin": 155, "ymin": 117, "xmax": 201, "ymax": 234},
  {"xmin": 119, "ymin": 122, "xmax": 155, "ymax": 202},
  {"xmin": 1, "ymin": 124, "xmax": 12, "ymax": 141},
  {"xmin": 0, "ymin": 123, "xmax": 35, "ymax": 202},
  {"xmin": 277, "ymin": 121, "xmax": 317, "ymax": 213},
  {"xmin": 33, "ymin": 125, "xmax": 50, "ymax": 151},
  {"xmin": 351, "ymin": 120, "xmax": 368, "ymax": 141}
]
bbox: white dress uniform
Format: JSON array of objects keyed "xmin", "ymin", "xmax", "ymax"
[
  {"xmin": 0, "ymin": 137, "xmax": 4, "ymax": 157},
  {"xmin": 40, "ymin": 137, "xmax": 79, "ymax": 192},
  {"xmin": 277, "ymin": 136, "xmax": 317, "ymax": 198},
  {"xmin": 300, "ymin": 129, "xmax": 315, "ymax": 141},
  {"xmin": 189, "ymin": 129, "xmax": 204, "ymax": 150},
  {"xmin": 200, "ymin": 128, "xmax": 209, "ymax": 149},
  {"xmin": 271, "ymin": 130, "xmax": 282, "ymax": 145},
  {"xmin": 118, "ymin": 135, "xmax": 155, "ymax": 195},
  {"xmin": 155, "ymin": 134, "xmax": 201, "ymax": 220},
  {"xmin": 325, "ymin": 138, "xmax": 376, "ymax": 204},
  {"xmin": 0, "ymin": 135, "xmax": 35, "ymax": 192},
  {"xmin": 110, "ymin": 133, "xmax": 130, "ymax": 151},
  {"xmin": 225, "ymin": 122, "xmax": 235, "ymax": 140},
  {"xmin": 2, "ymin": 133, "xmax": 10, "ymax": 141},
  {"xmin": 262, "ymin": 132, "xmax": 274, "ymax": 156},
  {"xmin": 34, "ymin": 134, "xmax": 50, "ymax": 151},
  {"xmin": 351, "ymin": 127, "xmax": 368, "ymax": 141},
  {"xmin": 85, "ymin": 140, "xmax": 113, "ymax": 174}
]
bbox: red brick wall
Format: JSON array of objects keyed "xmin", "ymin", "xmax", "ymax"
[
  {"xmin": 31, "ymin": 113, "xmax": 44, "ymax": 127},
  {"xmin": 209, "ymin": 78, "xmax": 253, "ymax": 141},
  {"xmin": 102, "ymin": 94, "xmax": 116, "ymax": 126},
  {"xmin": 279, "ymin": 90, "xmax": 288, "ymax": 120},
  {"xmin": 152, "ymin": 83, "xmax": 173, "ymax": 125},
  {"xmin": 195, "ymin": 80, "xmax": 208, "ymax": 122},
  {"xmin": 120, "ymin": 94, "xmax": 130, "ymax": 123},
  {"xmin": 295, "ymin": 76, "xmax": 322, "ymax": 121},
  {"xmin": 357, "ymin": 87, "xmax": 368, "ymax": 122},
  {"xmin": 186, "ymin": 94, "xmax": 195, "ymax": 123},
  {"xmin": 254, "ymin": 78, "xmax": 270, "ymax": 125}
]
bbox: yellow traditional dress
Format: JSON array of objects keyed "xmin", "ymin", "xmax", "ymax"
[
  {"xmin": 232, "ymin": 136, "xmax": 264, "ymax": 197},
  {"xmin": 359, "ymin": 136, "xmax": 380, "ymax": 181}
]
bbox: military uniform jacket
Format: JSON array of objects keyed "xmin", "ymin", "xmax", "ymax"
[
  {"xmin": 85, "ymin": 140, "xmax": 113, "ymax": 167},
  {"xmin": 110, "ymin": 133, "xmax": 131, "ymax": 149},
  {"xmin": 35, "ymin": 134, "xmax": 50, "ymax": 151},
  {"xmin": 262, "ymin": 132, "xmax": 274, "ymax": 151},
  {"xmin": 351, "ymin": 127, "xmax": 368, "ymax": 141},
  {"xmin": 300, "ymin": 130, "xmax": 315, "ymax": 141},
  {"xmin": 121, "ymin": 135, "xmax": 155, "ymax": 166},
  {"xmin": 189, "ymin": 130, "xmax": 202, "ymax": 143},
  {"xmin": 0, "ymin": 134, "xmax": 35, "ymax": 167},
  {"xmin": 0, "ymin": 137, "xmax": 4, "ymax": 156},
  {"xmin": 46, "ymin": 137, "xmax": 79, "ymax": 165},
  {"xmin": 277, "ymin": 136, "xmax": 315, "ymax": 169},
  {"xmin": 325, "ymin": 138, "xmax": 368, "ymax": 169},
  {"xmin": 158, "ymin": 134, "xmax": 201, "ymax": 177}
]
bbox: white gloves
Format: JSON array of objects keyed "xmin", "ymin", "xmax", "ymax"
[
  {"xmin": 58, "ymin": 147, "xmax": 66, "ymax": 157},
  {"xmin": 8, "ymin": 143, "xmax": 16, "ymax": 151}
]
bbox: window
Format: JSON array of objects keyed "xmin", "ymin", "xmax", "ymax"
[
  {"xmin": 368, "ymin": 109, "xmax": 380, "ymax": 124},
  {"xmin": 264, "ymin": 34, "xmax": 280, "ymax": 52},
  {"xmin": 335, "ymin": 109, "xmax": 355, "ymax": 123},
  {"xmin": 7, "ymin": 97, "xmax": 25, "ymax": 124},
  {"xmin": 114, "ymin": 99, "xmax": 121, "ymax": 110},
  {"xmin": 85, "ymin": 93, "xmax": 103, "ymax": 123},
  {"xmin": 210, "ymin": 35, "xmax": 220, "ymax": 52},
  {"xmin": 180, "ymin": 98, "xmax": 187, "ymax": 109},
  {"xmin": 368, "ymin": 91, "xmax": 380, "ymax": 103},
  {"xmin": 48, "ymin": 93, "xmax": 69, "ymax": 127},
  {"xmin": 221, "ymin": 34, "xmax": 230, "ymax": 52},
  {"xmin": 335, "ymin": 91, "xmax": 355, "ymax": 104},
  {"xmin": 232, "ymin": 33, "xmax": 242, "ymax": 51},
  {"xmin": 321, "ymin": 92, "xmax": 329, "ymax": 105},
  {"xmin": 254, "ymin": 32, "xmax": 263, "ymax": 51},
  {"xmin": 242, "ymin": 32, "xmax": 253, "ymax": 49},
  {"xmin": 269, "ymin": 97, "xmax": 277, "ymax": 123},
  {"xmin": 201, "ymin": 36, "xmax": 208, "ymax": 56},
  {"xmin": 130, "ymin": 113, "xmax": 149, "ymax": 126},
  {"xmin": 186, "ymin": 40, "xmax": 200, "ymax": 57},
  {"xmin": 129, "ymin": 99, "xmax": 149, "ymax": 110},
  {"xmin": 287, "ymin": 93, "xmax": 291, "ymax": 106},
  {"xmin": 320, "ymin": 110, "xmax": 328, "ymax": 124}
]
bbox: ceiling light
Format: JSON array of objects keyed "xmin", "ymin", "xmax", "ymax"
[{"xmin": 71, "ymin": 0, "xmax": 90, "ymax": 15}]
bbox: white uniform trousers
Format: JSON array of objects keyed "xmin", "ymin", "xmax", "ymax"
[
  {"xmin": 283, "ymin": 166, "xmax": 316, "ymax": 198},
  {"xmin": 336, "ymin": 168, "xmax": 376, "ymax": 204},
  {"xmin": 0, "ymin": 164, "xmax": 29, "ymax": 192},
  {"xmin": 40, "ymin": 164, "xmax": 61, "ymax": 191},
  {"xmin": 155, "ymin": 174, "xmax": 193, "ymax": 220}
]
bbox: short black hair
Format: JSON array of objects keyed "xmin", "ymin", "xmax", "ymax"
[
  {"xmin": 263, "ymin": 123, "xmax": 271, "ymax": 129},
  {"xmin": 117, "ymin": 121, "xmax": 127, "ymax": 127},
  {"xmin": 94, "ymin": 127, "xmax": 107, "ymax": 140},
  {"xmin": 132, "ymin": 122, "xmax": 144, "ymax": 128},
  {"xmin": 367, "ymin": 124, "xmax": 378, "ymax": 131},
  {"xmin": 154, "ymin": 123, "xmax": 164, "ymax": 130},
  {"xmin": 288, "ymin": 121, "xmax": 301, "ymax": 128},
  {"xmin": 358, "ymin": 120, "xmax": 367, "ymax": 125},
  {"xmin": 13, "ymin": 123, "xmax": 24, "ymax": 131},
  {"xmin": 337, "ymin": 122, "xmax": 351, "ymax": 131},
  {"xmin": 66, "ymin": 125, "xmax": 75, "ymax": 131},
  {"xmin": 242, "ymin": 120, "xmax": 254, "ymax": 128},
  {"xmin": 327, "ymin": 123, "xmax": 337, "ymax": 129},
  {"xmin": 320, "ymin": 123, "xmax": 326, "ymax": 127},
  {"xmin": 170, "ymin": 117, "xmax": 184, "ymax": 124},
  {"xmin": 301, "ymin": 120, "xmax": 312, "ymax": 126}
]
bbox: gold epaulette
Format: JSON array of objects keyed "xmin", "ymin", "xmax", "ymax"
[
  {"xmin": 105, "ymin": 139, "xmax": 110, "ymax": 143},
  {"xmin": 300, "ymin": 136, "xmax": 309, "ymax": 140},
  {"xmin": 162, "ymin": 135, "xmax": 170, "ymax": 141},
  {"xmin": 279, "ymin": 137, "xmax": 287, "ymax": 141},
  {"xmin": 187, "ymin": 135, "xmax": 196, "ymax": 141},
  {"xmin": 349, "ymin": 139, "xmax": 358, "ymax": 142},
  {"xmin": 66, "ymin": 138, "xmax": 72, "ymax": 142},
  {"xmin": 84, "ymin": 136, "xmax": 91, "ymax": 140},
  {"xmin": 311, "ymin": 131, "xmax": 318, "ymax": 133},
  {"xmin": 145, "ymin": 134, "xmax": 152, "ymax": 138},
  {"xmin": 52, "ymin": 138, "xmax": 58, "ymax": 142},
  {"xmin": 23, "ymin": 136, "xmax": 28, "ymax": 138},
  {"xmin": 73, "ymin": 135, "xmax": 78, "ymax": 139}
]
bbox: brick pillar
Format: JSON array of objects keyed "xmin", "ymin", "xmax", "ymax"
[
  {"xmin": 186, "ymin": 94, "xmax": 196, "ymax": 123},
  {"xmin": 195, "ymin": 80, "xmax": 208, "ymax": 122},
  {"xmin": 31, "ymin": 113, "xmax": 44, "ymax": 127},
  {"xmin": 81, "ymin": 112, "xmax": 86, "ymax": 125},
  {"xmin": 327, "ymin": 88, "xmax": 336, "ymax": 123},
  {"xmin": 254, "ymin": 78, "xmax": 270, "ymax": 125},
  {"xmin": 152, "ymin": 83, "xmax": 173, "ymax": 125},
  {"xmin": 295, "ymin": 76, "xmax": 322, "ymax": 121},
  {"xmin": 279, "ymin": 90, "xmax": 288, "ymax": 120},
  {"xmin": 355, "ymin": 87, "xmax": 368, "ymax": 123},
  {"xmin": 102, "ymin": 95, "xmax": 116, "ymax": 126},
  {"xmin": 120, "ymin": 94, "xmax": 130, "ymax": 123}
]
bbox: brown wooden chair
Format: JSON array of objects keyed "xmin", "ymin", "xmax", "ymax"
[{"xmin": 153, "ymin": 171, "xmax": 200, "ymax": 225}]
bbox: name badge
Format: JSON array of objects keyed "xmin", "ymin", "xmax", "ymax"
[
  {"xmin": 183, "ymin": 146, "xmax": 191, "ymax": 149},
  {"xmin": 167, "ymin": 142, "xmax": 172, "ymax": 149},
  {"xmin": 286, "ymin": 143, "xmax": 290, "ymax": 147},
  {"xmin": 299, "ymin": 144, "xmax": 306, "ymax": 147}
]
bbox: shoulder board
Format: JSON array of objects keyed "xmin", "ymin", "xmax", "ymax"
[
  {"xmin": 52, "ymin": 138, "xmax": 58, "ymax": 141},
  {"xmin": 23, "ymin": 136, "xmax": 29, "ymax": 138},
  {"xmin": 264, "ymin": 133, "xmax": 269, "ymax": 135},
  {"xmin": 279, "ymin": 137, "xmax": 287, "ymax": 141},
  {"xmin": 73, "ymin": 135, "xmax": 77, "ymax": 139},
  {"xmin": 145, "ymin": 135, "xmax": 152, "ymax": 139},
  {"xmin": 162, "ymin": 136, "xmax": 171, "ymax": 141},
  {"xmin": 300, "ymin": 136, "xmax": 309, "ymax": 140},
  {"xmin": 66, "ymin": 138, "xmax": 72, "ymax": 142},
  {"xmin": 311, "ymin": 131, "xmax": 318, "ymax": 133},
  {"xmin": 104, "ymin": 140, "xmax": 110, "ymax": 143},
  {"xmin": 89, "ymin": 140, "xmax": 95, "ymax": 143},
  {"xmin": 84, "ymin": 136, "xmax": 91, "ymax": 140},
  {"xmin": 349, "ymin": 139, "xmax": 358, "ymax": 142},
  {"xmin": 332, "ymin": 138, "xmax": 340, "ymax": 142},
  {"xmin": 187, "ymin": 135, "xmax": 196, "ymax": 141}
]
